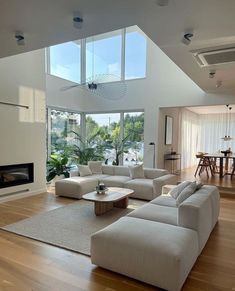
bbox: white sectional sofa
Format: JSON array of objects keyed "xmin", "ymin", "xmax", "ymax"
[
  {"xmin": 55, "ymin": 164, "xmax": 177, "ymax": 201},
  {"xmin": 91, "ymin": 184, "xmax": 220, "ymax": 291}
]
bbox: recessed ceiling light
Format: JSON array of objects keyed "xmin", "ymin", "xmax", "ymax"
[
  {"xmin": 209, "ymin": 70, "xmax": 216, "ymax": 78},
  {"xmin": 182, "ymin": 32, "xmax": 194, "ymax": 45},
  {"xmin": 15, "ymin": 31, "xmax": 25, "ymax": 45},
  {"xmin": 73, "ymin": 11, "xmax": 83, "ymax": 29}
]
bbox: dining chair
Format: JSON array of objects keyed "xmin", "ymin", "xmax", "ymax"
[{"xmin": 194, "ymin": 153, "xmax": 214, "ymax": 178}]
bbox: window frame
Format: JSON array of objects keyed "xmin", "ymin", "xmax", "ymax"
[
  {"xmin": 47, "ymin": 26, "xmax": 147, "ymax": 84},
  {"xmin": 47, "ymin": 40, "xmax": 83, "ymax": 84},
  {"xmin": 47, "ymin": 107, "xmax": 144, "ymax": 165}
]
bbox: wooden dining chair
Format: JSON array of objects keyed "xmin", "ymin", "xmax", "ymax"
[{"xmin": 194, "ymin": 154, "xmax": 214, "ymax": 178}]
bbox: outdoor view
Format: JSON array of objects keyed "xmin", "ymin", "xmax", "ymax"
[
  {"xmin": 48, "ymin": 110, "xmax": 144, "ymax": 166},
  {"xmin": 49, "ymin": 109, "xmax": 80, "ymax": 155}
]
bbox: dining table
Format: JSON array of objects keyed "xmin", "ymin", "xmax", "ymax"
[{"xmin": 204, "ymin": 153, "xmax": 235, "ymax": 178}]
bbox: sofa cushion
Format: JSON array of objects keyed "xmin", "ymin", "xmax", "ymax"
[
  {"xmin": 127, "ymin": 203, "xmax": 178, "ymax": 225},
  {"xmin": 151, "ymin": 195, "xmax": 177, "ymax": 207},
  {"xmin": 144, "ymin": 168, "xmax": 169, "ymax": 179},
  {"xmin": 176, "ymin": 181, "xmax": 197, "ymax": 206},
  {"xmin": 102, "ymin": 175, "xmax": 131, "ymax": 187},
  {"xmin": 78, "ymin": 165, "xmax": 92, "ymax": 177},
  {"xmin": 128, "ymin": 164, "xmax": 145, "ymax": 179},
  {"xmin": 102, "ymin": 165, "xmax": 115, "ymax": 175},
  {"xmin": 88, "ymin": 161, "xmax": 103, "ymax": 174},
  {"xmin": 113, "ymin": 166, "xmax": 130, "ymax": 177},
  {"xmin": 169, "ymin": 181, "xmax": 192, "ymax": 199},
  {"xmin": 125, "ymin": 178, "xmax": 153, "ymax": 200},
  {"xmin": 91, "ymin": 216, "xmax": 199, "ymax": 291}
]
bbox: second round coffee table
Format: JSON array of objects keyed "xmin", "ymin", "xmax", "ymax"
[{"xmin": 82, "ymin": 187, "xmax": 134, "ymax": 216}]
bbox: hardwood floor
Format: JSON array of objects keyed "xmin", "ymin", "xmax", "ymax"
[
  {"xmin": 178, "ymin": 166, "xmax": 235, "ymax": 193},
  {"xmin": 0, "ymin": 191, "xmax": 234, "ymax": 291}
]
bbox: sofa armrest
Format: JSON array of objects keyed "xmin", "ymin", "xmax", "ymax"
[{"xmin": 153, "ymin": 174, "xmax": 177, "ymax": 197}]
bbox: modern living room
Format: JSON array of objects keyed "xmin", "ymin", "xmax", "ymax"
[{"xmin": 0, "ymin": 1, "xmax": 235, "ymax": 291}]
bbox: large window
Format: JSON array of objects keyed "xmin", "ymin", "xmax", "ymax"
[
  {"xmin": 123, "ymin": 112, "xmax": 144, "ymax": 164},
  {"xmin": 47, "ymin": 109, "xmax": 144, "ymax": 165},
  {"xmin": 48, "ymin": 26, "xmax": 147, "ymax": 83},
  {"xmin": 86, "ymin": 30, "xmax": 122, "ymax": 82},
  {"xmin": 125, "ymin": 27, "xmax": 147, "ymax": 80},
  {"xmin": 86, "ymin": 113, "xmax": 121, "ymax": 164},
  {"xmin": 49, "ymin": 41, "xmax": 81, "ymax": 83},
  {"xmin": 49, "ymin": 109, "xmax": 81, "ymax": 155}
]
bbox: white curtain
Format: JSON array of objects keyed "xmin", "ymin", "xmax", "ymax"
[
  {"xmin": 198, "ymin": 113, "xmax": 235, "ymax": 153},
  {"xmin": 179, "ymin": 109, "xmax": 235, "ymax": 170},
  {"xmin": 179, "ymin": 108, "xmax": 199, "ymax": 169}
]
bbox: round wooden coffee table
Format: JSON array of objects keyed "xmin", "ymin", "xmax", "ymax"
[{"xmin": 82, "ymin": 187, "xmax": 134, "ymax": 216}]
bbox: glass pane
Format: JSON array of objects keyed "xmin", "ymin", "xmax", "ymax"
[
  {"xmin": 125, "ymin": 26, "xmax": 147, "ymax": 80},
  {"xmin": 50, "ymin": 109, "xmax": 80, "ymax": 156},
  {"xmin": 123, "ymin": 112, "xmax": 144, "ymax": 165},
  {"xmin": 49, "ymin": 41, "xmax": 81, "ymax": 83},
  {"xmin": 86, "ymin": 30, "xmax": 122, "ymax": 82},
  {"xmin": 86, "ymin": 113, "xmax": 121, "ymax": 164}
]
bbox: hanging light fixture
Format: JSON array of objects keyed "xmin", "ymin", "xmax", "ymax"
[{"xmin": 221, "ymin": 104, "xmax": 233, "ymax": 141}]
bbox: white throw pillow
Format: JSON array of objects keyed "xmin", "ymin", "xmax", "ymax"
[
  {"xmin": 169, "ymin": 181, "xmax": 192, "ymax": 199},
  {"xmin": 176, "ymin": 181, "xmax": 197, "ymax": 206},
  {"xmin": 88, "ymin": 161, "xmax": 103, "ymax": 174},
  {"xmin": 128, "ymin": 164, "xmax": 145, "ymax": 179},
  {"xmin": 196, "ymin": 181, "xmax": 203, "ymax": 190},
  {"xmin": 78, "ymin": 165, "xmax": 92, "ymax": 177}
]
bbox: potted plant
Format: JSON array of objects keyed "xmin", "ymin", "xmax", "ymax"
[{"xmin": 46, "ymin": 153, "xmax": 70, "ymax": 183}]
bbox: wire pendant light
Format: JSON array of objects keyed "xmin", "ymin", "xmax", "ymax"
[{"xmin": 221, "ymin": 104, "xmax": 233, "ymax": 141}]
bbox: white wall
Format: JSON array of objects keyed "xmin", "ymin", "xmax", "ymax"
[
  {"xmin": 157, "ymin": 107, "xmax": 180, "ymax": 170},
  {"xmin": 0, "ymin": 49, "xmax": 46, "ymax": 197},
  {"xmin": 46, "ymin": 36, "xmax": 235, "ymax": 167}
]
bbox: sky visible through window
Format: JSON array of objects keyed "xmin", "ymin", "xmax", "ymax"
[
  {"xmin": 50, "ymin": 41, "xmax": 81, "ymax": 83},
  {"xmin": 49, "ymin": 26, "xmax": 146, "ymax": 84}
]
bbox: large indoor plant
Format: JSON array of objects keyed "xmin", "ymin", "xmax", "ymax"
[
  {"xmin": 71, "ymin": 130, "xmax": 105, "ymax": 165},
  {"xmin": 46, "ymin": 153, "xmax": 70, "ymax": 182}
]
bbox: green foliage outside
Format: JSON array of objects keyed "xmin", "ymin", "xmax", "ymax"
[{"xmin": 49, "ymin": 111, "xmax": 144, "ymax": 166}]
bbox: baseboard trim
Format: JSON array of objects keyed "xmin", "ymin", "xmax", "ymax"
[{"xmin": 0, "ymin": 188, "xmax": 47, "ymax": 203}]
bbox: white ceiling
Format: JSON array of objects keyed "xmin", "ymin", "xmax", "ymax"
[
  {"xmin": 1, "ymin": 0, "xmax": 235, "ymax": 95},
  {"xmin": 187, "ymin": 105, "xmax": 235, "ymax": 114}
]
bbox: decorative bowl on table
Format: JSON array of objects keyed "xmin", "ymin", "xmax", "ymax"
[{"xmin": 95, "ymin": 185, "xmax": 108, "ymax": 195}]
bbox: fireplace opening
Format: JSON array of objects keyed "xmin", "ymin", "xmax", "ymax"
[{"xmin": 0, "ymin": 163, "xmax": 34, "ymax": 188}]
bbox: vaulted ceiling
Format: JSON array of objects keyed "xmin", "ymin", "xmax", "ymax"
[{"xmin": 1, "ymin": 0, "xmax": 235, "ymax": 96}]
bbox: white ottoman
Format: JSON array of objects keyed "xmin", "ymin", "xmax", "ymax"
[
  {"xmin": 91, "ymin": 216, "xmax": 199, "ymax": 291},
  {"xmin": 55, "ymin": 177, "xmax": 97, "ymax": 199}
]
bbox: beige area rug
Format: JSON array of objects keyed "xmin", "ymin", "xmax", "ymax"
[{"xmin": 1, "ymin": 199, "xmax": 143, "ymax": 256}]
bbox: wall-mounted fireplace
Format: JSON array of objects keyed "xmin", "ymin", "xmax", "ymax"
[{"xmin": 0, "ymin": 163, "xmax": 34, "ymax": 189}]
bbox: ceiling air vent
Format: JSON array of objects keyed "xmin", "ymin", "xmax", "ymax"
[{"xmin": 193, "ymin": 47, "xmax": 235, "ymax": 67}]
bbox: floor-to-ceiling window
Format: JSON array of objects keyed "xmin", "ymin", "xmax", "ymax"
[
  {"xmin": 123, "ymin": 112, "xmax": 144, "ymax": 164},
  {"xmin": 85, "ymin": 113, "xmax": 121, "ymax": 164},
  {"xmin": 48, "ymin": 109, "xmax": 81, "ymax": 156},
  {"xmin": 47, "ymin": 109, "xmax": 144, "ymax": 165}
]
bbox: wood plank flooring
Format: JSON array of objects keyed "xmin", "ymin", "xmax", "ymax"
[
  {"xmin": 0, "ymin": 191, "xmax": 234, "ymax": 291},
  {"xmin": 178, "ymin": 166, "xmax": 235, "ymax": 191}
]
